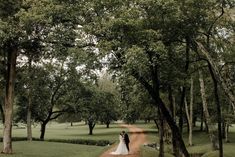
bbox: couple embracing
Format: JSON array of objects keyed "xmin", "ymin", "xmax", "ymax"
[{"xmin": 111, "ymin": 131, "xmax": 130, "ymax": 155}]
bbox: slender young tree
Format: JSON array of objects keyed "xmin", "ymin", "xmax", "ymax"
[
  {"xmin": 184, "ymin": 77, "xmax": 194, "ymax": 146},
  {"xmin": 198, "ymin": 69, "xmax": 219, "ymax": 150},
  {"xmin": 208, "ymin": 64, "xmax": 223, "ymax": 157}
]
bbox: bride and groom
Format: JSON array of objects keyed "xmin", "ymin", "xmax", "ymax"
[{"xmin": 111, "ymin": 131, "xmax": 130, "ymax": 155}]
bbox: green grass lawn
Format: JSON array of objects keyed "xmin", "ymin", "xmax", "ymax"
[
  {"xmin": 0, "ymin": 122, "xmax": 124, "ymax": 157},
  {"xmin": 133, "ymin": 122, "xmax": 158, "ymax": 143},
  {"xmin": 140, "ymin": 145, "xmax": 174, "ymax": 157},
  {"xmin": 135, "ymin": 121, "xmax": 235, "ymax": 157},
  {"xmin": 0, "ymin": 121, "xmax": 235, "ymax": 157},
  {"xmin": 7, "ymin": 122, "xmax": 127, "ymax": 143},
  {"xmin": 0, "ymin": 141, "xmax": 104, "ymax": 157}
]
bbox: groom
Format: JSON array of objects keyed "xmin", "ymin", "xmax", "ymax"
[{"xmin": 122, "ymin": 131, "xmax": 130, "ymax": 152}]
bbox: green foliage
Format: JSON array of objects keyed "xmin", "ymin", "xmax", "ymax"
[{"xmin": 0, "ymin": 0, "xmax": 22, "ymax": 18}]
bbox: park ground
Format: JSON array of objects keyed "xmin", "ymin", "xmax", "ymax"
[
  {"xmin": 0, "ymin": 122, "xmax": 235, "ymax": 157},
  {"xmin": 99, "ymin": 124, "xmax": 147, "ymax": 157}
]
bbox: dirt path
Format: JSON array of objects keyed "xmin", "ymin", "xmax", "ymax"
[{"xmin": 99, "ymin": 124, "xmax": 147, "ymax": 157}]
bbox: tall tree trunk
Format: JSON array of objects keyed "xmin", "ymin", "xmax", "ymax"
[
  {"xmin": 197, "ymin": 42, "xmax": 235, "ymax": 113},
  {"xmin": 184, "ymin": 77, "xmax": 193, "ymax": 146},
  {"xmin": 199, "ymin": 69, "xmax": 219, "ymax": 150},
  {"xmin": 168, "ymin": 86, "xmax": 179, "ymax": 156},
  {"xmin": 27, "ymin": 58, "xmax": 32, "ymax": 141},
  {"xmin": 179, "ymin": 87, "xmax": 185, "ymax": 134},
  {"xmin": 209, "ymin": 64, "xmax": 223, "ymax": 157},
  {"xmin": 132, "ymin": 55, "xmax": 189, "ymax": 157},
  {"xmin": 2, "ymin": 48, "xmax": 17, "ymax": 154},
  {"xmin": 172, "ymin": 134, "xmax": 180, "ymax": 157},
  {"xmin": 158, "ymin": 98, "xmax": 189, "ymax": 157},
  {"xmin": 189, "ymin": 77, "xmax": 193, "ymax": 146},
  {"xmin": 178, "ymin": 38, "xmax": 190, "ymax": 135},
  {"xmin": 132, "ymin": 84, "xmax": 189, "ymax": 156}
]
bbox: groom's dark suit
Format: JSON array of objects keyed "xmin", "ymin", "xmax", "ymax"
[{"xmin": 123, "ymin": 132, "xmax": 130, "ymax": 152}]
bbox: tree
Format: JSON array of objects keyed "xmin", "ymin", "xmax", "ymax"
[
  {"xmin": 198, "ymin": 69, "xmax": 219, "ymax": 150},
  {"xmin": 97, "ymin": 73, "xmax": 119, "ymax": 128},
  {"xmin": 0, "ymin": 0, "xmax": 22, "ymax": 152},
  {"xmin": 184, "ymin": 77, "xmax": 194, "ymax": 146},
  {"xmin": 16, "ymin": 61, "xmax": 83, "ymax": 140},
  {"xmin": 84, "ymin": 1, "xmax": 193, "ymax": 156},
  {"xmin": 0, "ymin": 0, "xmax": 80, "ymax": 152},
  {"xmin": 80, "ymin": 86, "xmax": 103, "ymax": 135}
]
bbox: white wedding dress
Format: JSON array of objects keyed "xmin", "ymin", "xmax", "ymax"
[{"xmin": 110, "ymin": 135, "xmax": 128, "ymax": 155}]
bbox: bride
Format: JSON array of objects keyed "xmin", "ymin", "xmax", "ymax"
[{"xmin": 110, "ymin": 133, "xmax": 128, "ymax": 155}]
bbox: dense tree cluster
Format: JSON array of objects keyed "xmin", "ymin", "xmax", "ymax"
[{"xmin": 0, "ymin": 0, "xmax": 234, "ymax": 157}]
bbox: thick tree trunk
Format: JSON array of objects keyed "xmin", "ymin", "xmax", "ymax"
[
  {"xmin": 2, "ymin": 48, "xmax": 17, "ymax": 154},
  {"xmin": 88, "ymin": 121, "xmax": 95, "ymax": 135},
  {"xmin": 199, "ymin": 69, "xmax": 219, "ymax": 150},
  {"xmin": 40, "ymin": 122, "xmax": 47, "ymax": 140},
  {"xmin": 197, "ymin": 42, "xmax": 235, "ymax": 113},
  {"xmin": 27, "ymin": 59, "xmax": 32, "ymax": 141},
  {"xmin": 172, "ymin": 134, "xmax": 180, "ymax": 157},
  {"xmin": 158, "ymin": 98, "xmax": 189, "ymax": 157},
  {"xmin": 132, "ymin": 54, "xmax": 189, "ymax": 157},
  {"xmin": 106, "ymin": 121, "xmax": 110, "ymax": 128},
  {"xmin": 168, "ymin": 86, "xmax": 179, "ymax": 156},
  {"xmin": 209, "ymin": 64, "xmax": 223, "ymax": 157}
]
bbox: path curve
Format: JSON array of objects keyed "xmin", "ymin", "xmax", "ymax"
[{"xmin": 99, "ymin": 124, "xmax": 147, "ymax": 157}]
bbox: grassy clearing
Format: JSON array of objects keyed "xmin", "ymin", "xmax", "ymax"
[
  {"xmin": 3, "ymin": 122, "xmax": 127, "ymax": 143},
  {"xmin": 135, "ymin": 121, "xmax": 235, "ymax": 157},
  {"xmin": 0, "ymin": 121, "xmax": 235, "ymax": 157},
  {"xmin": 140, "ymin": 145, "xmax": 174, "ymax": 157},
  {"xmin": 133, "ymin": 122, "xmax": 158, "ymax": 143},
  {"xmin": 0, "ymin": 122, "xmax": 124, "ymax": 157},
  {"xmin": 0, "ymin": 141, "xmax": 105, "ymax": 157}
]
